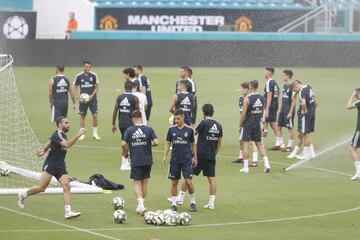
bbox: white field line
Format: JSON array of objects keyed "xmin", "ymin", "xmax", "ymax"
[
  {"xmin": 1, "ymin": 205, "xmax": 360, "ymax": 233},
  {"xmin": 0, "ymin": 206, "xmax": 121, "ymax": 240}
]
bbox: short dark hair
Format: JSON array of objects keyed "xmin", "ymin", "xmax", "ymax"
[
  {"xmin": 124, "ymin": 80, "xmax": 135, "ymax": 91},
  {"xmin": 241, "ymin": 81, "xmax": 249, "ymax": 89},
  {"xmin": 265, "ymin": 67, "xmax": 275, "ymax": 74},
  {"xmin": 356, "ymin": 88, "xmax": 360, "ymax": 93},
  {"xmin": 83, "ymin": 60, "xmax": 91, "ymax": 65},
  {"xmin": 55, "ymin": 116, "xmax": 66, "ymax": 127},
  {"xmin": 179, "ymin": 80, "xmax": 188, "ymax": 87},
  {"xmin": 174, "ymin": 109, "xmax": 184, "ymax": 116},
  {"xmin": 188, "ymin": 67, "xmax": 193, "ymax": 77},
  {"xmin": 56, "ymin": 64, "xmax": 65, "ymax": 72},
  {"xmin": 131, "ymin": 110, "xmax": 142, "ymax": 119},
  {"xmin": 133, "ymin": 65, "xmax": 143, "ymax": 71},
  {"xmin": 180, "ymin": 66, "xmax": 191, "ymax": 73},
  {"xmin": 202, "ymin": 103, "xmax": 214, "ymax": 117},
  {"xmin": 283, "ymin": 69, "xmax": 293, "ymax": 78},
  {"xmin": 249, "ymin": 80, "xmax": 259, "ymax": 90},
  {"xmin": 123, "ymin": 68, "xmax": 136, "ymax": 78},
  {"xmin": 290, "ymin": 80, "xmax": 301, "ymax": 90}
]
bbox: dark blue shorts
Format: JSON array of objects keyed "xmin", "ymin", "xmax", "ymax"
[
  {"xmin": 42, "ymin": 162, "xmax": 67, "ymax": 181},
  {"xmin": 78, "ymin": 98, "xmax": 97, "ymax": 116},
  {"xmin": 241, "ymin": 122, "xmax": 262, "ymax": 142},
  {"xmin": 51, "ymin": 102, "xmax": 68, "ymax": 122},
  {"xmin": 351, "ymin": 130, "xmax": 360, "ymax": 148},
  {"xmin": 192, "ymin": 158, "xmax": 215, "ymax": 177},
  {"xmin": 298, "ymin": 113, "xmax": 315, "ymax": 134},
  {"xmin": 278, "ymin": 112, "xmax": 294, "ymax": 129},
  {"xmin": 264, "ymin": 107, "xmax": 278, "ymax": 123},
  {"xmin": 131, "ymin": 165, "xmax": 152, "ymax": 180},
  {"xmin": 168, "ymin": 160, "xmax": 193, "ymax": 180}
]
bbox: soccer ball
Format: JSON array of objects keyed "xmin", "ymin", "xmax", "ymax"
[
  {"xmin": 144, "ymin": 211, "xmax": 155, "ymax": 224},
  {"xmin": 179, "ymin": 212, "xmax": 192, "ymax": 225},
  {"xmin": 0, "ymin": 166, "xmax": 11, "ymax": 176},
  {"xmin": 112, "ymin": 197, "xmax": 125, "ymax": 210},
  {"xmin": 113, "ymin": 209, "xmax": 127, "ymax": 223},
  {"xmin": 3, "ymin": 16, "xmax": 29, "ymax": 39},
  {"xmin": 153, "ymin": 211, "xmax": 165, "ymax": 226},
  {"xmin": 79, "ymin": 93, "xmax": 90, "ymax": 103},
  {"xmin": 163, "ymin": 209, "xmax": 176, "ymax": 216},
  {"xmin": 164, "ymin": 213, "xmax": 178, "ymax": 226}
]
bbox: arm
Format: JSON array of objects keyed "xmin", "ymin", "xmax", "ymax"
[
  {"xmin": 69, "ymin": 83, "xmax": 76, "ymax": 111},
  {"xmin": 134, "ymin": 96, "xmax": 140, "ymax": 111},
  {"xmin": 215, "ymin": 137, "xmax": 222, "ymax": 155},
  {"xmin": 36, "ymin": 140, "xmax": 51, "ymax": 157},
  {"xmin": 301, "ymin": 98, "xmax": 307, "ymax": 114},
  {"xmin": 121, "ymin": 141, "xmax": 129, "ymax": 157},
  {"xmin": 168, "ymin": 94, "xmax": 177, "ymax": 113},
  {"xmin": 89, "ymin": 83, "xmax": 99, "ymax": 101},
  {"xmin": 140, "ymin": 86, "xmax": 146, "ymax": 95},
  {"xmin": 48, "ymin": 79, "xmax": 53, "ymax": 106},
  {"xmin": 277, "ymin": 91, "xmax": 283, "ymax": 115},
  {"xmin": 60, "ymin": 129, "xmax": 85, "ymax": 148},
  {"xmin": 162, "ymin": 141, "xmax": 171, "ymax": 165},
  {"xmin": 240, "ymin": 97, "xmax": 250, "ymax": 127},
  {"xmin": 112, "ymin": 99, "xmax": 119, "ymax": 133},
  {"xmin": 265, "ymin": 92, "xmax": 272, "ymax": 117},
  {"xmin": 191, "ymin": 141, "xmax": 197, "ymax": 167},
  {"xmin": 152, "ymin": 138, "xmax": 159, "ymax": 146},
  {"xmin": 346, "ymin": 91, "xmax": 358, "ymax": 109},
  {"xmin": 287, "ymin": 92, "xmax": 297, "ymax": 119}
]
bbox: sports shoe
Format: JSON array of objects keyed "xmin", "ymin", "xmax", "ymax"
[
  {"xmin": 268, "ymin": 146, "xmax": 281, "ymax": 151},
  {"xmin": 93, "ymin": 134, "xmax": 101, "ymax": 141},
  {"xmin": 350, "ymin": 173, "xmax": 360, "ymax": 181},
  {"xmin": 78, "ymin": 135, "xmax": 85, "ymax": 141},
  {"xmin": 120, "ymin": 164, "xmax": 131, "ymax": 171},
  {"xmin": 239, "ymin": 168, "xmax": 249, "ymax": 173},
  {"xmin": 136, "ymin": 206, "xmax": 147, "ymax": 216},
  {"xmin": 17, "ymin": 192, "xmax": 25, "ymax": 209},
  {"xmin": 250, "ymin": 162, "xmax": 258, "ymax": 167},
  {"xmin": 65, "ymin": 211, "xmax": 81, "ymax": 219},
  {"xmin": 296, "ymin": 153, "xmax": 310, "ymax": 160},
  {"xmin": 166, "ymin": 197, "xmax": 183, "ymax": 206},
  {"xmin": 264, "ymin": 167, "xmax": 271, "ymax": 173},
  {"xmin": 189, "ymin": 203, "xmax": 197, "ymax": 212},
  {"xmin": 203, "ymin": 204, "xmax": 215, "ymax": 210},
  {"xmin": 281, "ymin": 147, "xmax": 292, "ymax": 152},
  {"xmin": 171, "ymin": 205, "xmax": 177, "ymax": 211},
  {"xmin": 232, "ymin": 158, "xmax": 243, "ymax": 163},
  {"xmin": 286, "ymin": 152, "xmax": 297, "ymax": 159}
]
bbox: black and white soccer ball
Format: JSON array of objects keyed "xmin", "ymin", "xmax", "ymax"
[
  {"xmin": 113, "ymin": 209, "xmax": 127, "ymax": 224},
  {"xmin": 179, "ymin": 212, "xmax": 191, "ymax": 225},
  {"xmin": 164, "ymin": 212, "xmax": 178, "ymax": 226},
  {"xmin": 153, "ymin": 211, "xmax": 165, "ymax": 226},
  {"xmin": 112, "ymin": 197, "xmax": 125, "ymax": 210},
  {"xmin": 79, "ymin": 93, "xmax": 90, "ymax": 103},
  {"xmin": 144, "ymin": 211, "xmax": 155, "ymax": 224},
  {"xmin": 0, "ymin": 166, "xmax": 11, "ymax": 176},
  {"xmin": 3, "ymin": 16, "xmax": 29, "ymax": 39}
]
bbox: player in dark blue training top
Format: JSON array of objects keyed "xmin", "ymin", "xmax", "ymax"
[
  {"xmin": 73, "ymin": 60, "xmax": 101, "ymax": 141},
  {"xmin": 123, "ymin": 110, "xmax": 159, "ymax": 214},
  {"xmin": 112, "ymin": 80, "xmax": 139, "ymax": 171},
  {"xmin": 262, "ymin": 67, "xmax": 282, "ymax": 150},
  {"xmin": 48, "ymin": 65, "xmax": 76, "ymax": 122},
  {"xmin": 277, "ymin": 69, "xmax": 297, "ymax": 152},
  {"xmin": 163, "ymin": 109, "xmax": 198, "ymax": 212},
  {"xmin": 240, "ymin": 80, "xmax": 271, "ymax": 174},
  {"xmin": 169, "ymin": 80, "xmax": 194, "ymax": 126},
  {"xmin": 187, "ymin": 67, "xmax": 197, "ymax": 125},
  {"xmin": 134, "ymin": 65, "xmax": 153, "ymax": 122},
  {"xmin": 346, "ymin": 88, "xmax": 360, "ymax": 180},
  {"xmin": 17, "ymin": 117, "xmax": 84, "ymax": 219},
  {"xmin": 288, "ymin": 80, "xmax": 317, "ymax": 161},
  {"xmin": 175, "ymin": 66, "xmax": 195, "ymax": 94}
]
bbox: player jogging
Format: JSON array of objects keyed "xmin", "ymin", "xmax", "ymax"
[
  {"xmin": 287, "ymin": 80, "xmax": 317, "ymax": 160},
  {"xmin": 122, "ymin": 110, "xmax": 159, "ymax": 214},
  {"xmin": 133, "ymin": 65, "xmax": 153, "ymax": 122},
  {"xmin": 17, "ymin": 116, "xmax": 84, "ymax": 219},
  {"xmin": 346, "ymin": 88, "xmax": 360, "ymax": 180},
  {"xmin": 277, "ymin": 69, "xmax": 296, "ymax": 152},
  {"xmin": 112, "ymin": 81, "xmax": 139, "ymax": 170},
  {"xmin": 48, "ymin": 64, "xmax": 76, "ymax": 122},
  {"xmin": 74, "ymin": 60, "xmax": 101, "ymax": 141},
  {"xmin": 163, "ymin": 109, "xmax": 198, "ymax": 212},
  {"xmin": 240, "ymin": 80, "xmax": 271, "ymax": 173}
]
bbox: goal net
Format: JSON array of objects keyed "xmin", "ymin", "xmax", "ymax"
[{"xmin": 0, "ymin": 54, "xmax": 102, "ymax": 195}]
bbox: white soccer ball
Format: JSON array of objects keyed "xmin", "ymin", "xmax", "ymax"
[
  {"xmin": 113, "ymin": 209, "xmax": 127, "ymax": 224},
  {"xmin": 179, "ymin": 212, "xmax": 192, "ymax": 225},
  {"xmin": 164, "ymin": 213, "xmax": 178, "ymax": 226},
  {"xmin": 153, "ymin": 211, "xmax": 165, "ymax": 226},
  {"xmin": 79, "ymin": 93, "xmax": 90, "ymax": 103},
  {"xmin": 0, "ymin": 166, "xmax": 11, "ymax": 176},
  {"xmin": 112, "ymin": 197, "xmax": 125, "ymax": 210},
  {"xmin": 3, "ymin": 16, "xmax": 29, "ymax": 39},
  {"xmin": 163, "ymin": 209, "xmax": 176, "ymax": 216},
  {"xmin": 144, "ymin": 211, "xmax": 155, "ymax": 224}
]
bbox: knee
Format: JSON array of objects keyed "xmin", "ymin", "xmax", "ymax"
[
  {"xmin": 62, "ymin": 184, "xmax": 70, "ymax": 192},
  {"xmin": 39, "ymin": 186, "xmax": 47, "ymax": 192},
  {"xmin": 185, "ymin": 179, "xmax": 192, "ymax": 186},
  {"xmin": 171, "ymin": 180, "xmax": 178, "ymax": 187}
]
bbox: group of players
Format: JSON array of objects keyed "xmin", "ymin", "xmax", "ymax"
[{"xmin": 16, "ymin": 62, "xmax": 360, "ymax": 220}]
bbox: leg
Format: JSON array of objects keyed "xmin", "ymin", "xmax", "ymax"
[
  {"xmin": 133, "ymin": 180, "xmax": 143, "ymax": 199},
  {"xmin": 26, "ymin": 171, "xmax": 53, "ymax": 196},
  {"xmin": 170, "ymin": 179, "xmax": 179, "ymax": 210},
  {"xmin": 92, "ymin": 112, "xmax": 98, "ymax": 128},
  {"xmin": 251, "ymin": 141, "xmax": 259, "ymax": 166},
  {"xmin": 185, "ymin": 178, "xmax": 197, "ymax": 212},
  {"xmin": 208, "ymin": 177, "xmax": 216, "ymax": 196},
  {"xmin": 141, "ymin": 179, "xmax": 148, "ymax": 199},
  {"xmin": 255, "ymin": 141, "xmax": 271, "ymax": 172},
  {"xmin": 240, "ymin": 141, "xmax": 250, "ymax": 173},
  {"xmin": 58, "ymin": 175, "xmax": 81, "ymax": 219},
  {"xmin": 80, "ymin": 115, "xmax": 86, "ymax": 129}
]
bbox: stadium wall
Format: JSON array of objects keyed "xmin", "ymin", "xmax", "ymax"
[{"xmin": 2, "ymin": 39, "xmax": 360, "ymax": 67}]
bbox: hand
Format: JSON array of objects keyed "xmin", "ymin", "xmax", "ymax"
[
  {"xmin": 162, "ymin": 157, "xmax": 167, "ymax": 165},
  {"xmin": 88, "ymin": 95, "xmax": 93, "ymax": 102},
  {"xmin": 36, "ymin": 148, "xmax": 45, "ymax": 157},
  {"xmin": 79, "ymin": 128, "xmax": 86, "ymax": 135},
  {"xmin": 72, "ymin": 104, "xmax": 76, "ymax": 112},
  {"xmin": 112, "ymin": 125, "xmax": 117, "ymax": 134},
  {"xmin": 287, "ymin": 113, "xmax": 292, "ymax": 119},
  {"xmin": 192, "ymin": 157, "xmax": 198, "ymax": 167}
]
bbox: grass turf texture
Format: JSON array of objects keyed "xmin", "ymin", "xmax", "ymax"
[{"xmin": 0, "ymin": 67, "xmax": 360, "ymax": 240}]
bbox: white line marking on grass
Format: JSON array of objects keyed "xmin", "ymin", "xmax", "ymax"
[
  {"xmin": 0, "ymin": 206, "xmax": 121, "ymax": 240},
  {"xmin": 1, "ymin": 205, "xmax": 359, "ymax": 232},
  {"xmin": 285, "ymin": 138, "xmax": 351, "ymax": 171}
]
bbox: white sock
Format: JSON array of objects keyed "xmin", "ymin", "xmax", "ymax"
[
  {"xmin": 137, "ymin": 197, "xmax": 144, "ymax": 208},
  {"xmin": 209, "ymin": 195, "xmax": 215, "ymax": 205},
  {"xmin": 190, "ymin": 193, "xmax": 196, "ymax": 204},
  {"xmin": 243, "ymin": 159, "xmax": 249, "ymax": 169},
  {"xmin": 239, "ymin": 150, "xmax": 243, "ymax": 159},
  {"xmin": 304, "ymin": 146, "xmax": 311, "ymax": 155},
  {"xmin": 177, "ymin": 190, "xmax": 186, "ymax": 201},
  {"xmin": 263, "ymin": 156, "xmax": 270, "ymax": 169},
  {"xmin": 252, "ymin": 152, "xmax": 258, "ymax": 162},
  {"xmin": 64, "ymin": 205, "xmax": 71, "ymax": 213},
  {"xmin": 288, "ymin": 139, "xmax": 294, "ymax": 148},
  {"xmin": 310, "ymin": 144, "xmax": 315, "ymax": 155},
  {"xmin": 93, "ymin": 127, "xmax": 98, "ymax": 135},
  {"xmin": 22, "ymin": 191, "xmax": 28, "ymax": 198},
  {"xmin": 171, "ymin": 196, "xmax": 177, "ymax": 206},
  {"xmin": 292, "ymin": 145, "xmax": 300, "ymax": 155},
  {"xmin": 280, "ymin": 138, "xmax": 285, "ymax": 148},
  {"xmin": 275, "ymin": 137, "xmax": 280, "ymax": 146},
  {"xmin": 354, "ymin": 161, "xmax": 360, "ymax": 172}
]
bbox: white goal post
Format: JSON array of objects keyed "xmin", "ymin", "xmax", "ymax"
[{"xmin": 0, "ymin": 54, "xmax": 103, "ymax": 195}]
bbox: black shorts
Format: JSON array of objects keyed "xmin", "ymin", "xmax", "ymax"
[
  {"xmin": 51, "ymin": 102, "xmax": 68, "ymax": 122},
  {"xmin": 131, "ymin": 165, "xmax": 152, "ymax": 180},
  {"xmin": 298, "ymin": 114, "xmax": 315, "ymax": 134},
  {"xmin": 119, "ymin": 127, "xmax": 128, "ymax": 140},
  {"xmin": 264, "ymin": 107, "xmax": 278, "ymax": 123},
  {"xmin": 168, "ymin": 160, "xmax": 193, "ymax": 180},
  {"xmin": 42, "ymin": 162, "xmax": 67, "ymax": 181},
  {"xmin": 241, "ymin": 122, "xmax": 262, "ymax": 142},
  {"xmin": 78, "ymin": 98, "xmax": 97, "ymax": 116},
  {"xmin": 193, "ymin": 158, "xmax": 215, "ymax": 177},
  {"xmin": 145, "ymin": 104, "xmax": 152, "ymax": 121},
  {"xmin": 351, "ymin": 130, "xmax": 360, "ymax": 148},
  {"xmin": 278, "ymin": 112, "xmax": 294, "ymax": 129}
]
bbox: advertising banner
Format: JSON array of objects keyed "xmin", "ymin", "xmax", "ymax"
[
  {"xmin": 0, "ymin": 11, "xmax": 37, "ymax": 39},
  {"xmin": 96, "ymin": 8, "xmax": 309, "ymax": 32}
]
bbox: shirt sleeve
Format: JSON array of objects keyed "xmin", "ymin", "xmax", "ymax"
[
  {"xmin": 95, "ymin": 74, "xmax": 100, "ymax": 84},
  {"xmin": 123, "ymin": 129, "xmax": 130, "ymax": 143},
  {"xmin": 189, "ymin": 128, "xmax": 195, "ymax": 143},
  {"xmin": 355, "ymin": 100, "xmax": 360, "ymax": 109},
  {"xmin": 195, "ymin": 121, "xmax": 204, "ymax": 133},
  {"xmin": 166, "ymin": 128, "xmax": 172, "ymax": 142},
  {"xmin": 150, "ymin": 128, "xmax": 157, "ymax": 141},
  {"xmin": 141, "ymin": 75, "xmax": 148, "ymax": 88},
  {"xmin": 74, "ymin": 75, "xmax": 80, "ymax": 86},
  {"xmin": 219, "ymin": 124, "xmax": 223, "ymax": 138},
  {"xmin": 52, "ymin": 132, "xmax": 65, "ymax": 145}
]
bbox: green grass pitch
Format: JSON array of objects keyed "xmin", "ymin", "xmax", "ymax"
[{"xmin": 0, "ymin": 67, "xmax": 360, "ymax": 240}]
